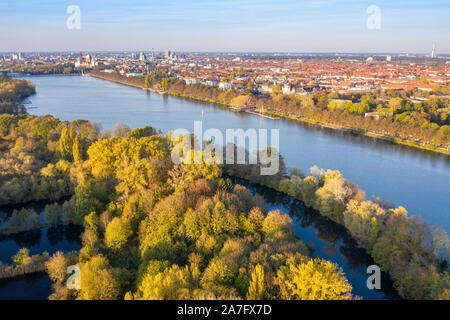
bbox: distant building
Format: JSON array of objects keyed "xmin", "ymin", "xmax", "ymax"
[
  {"xmin": 184, "ymin": 78, "xmax": 200, "ymax": 85},
  {"xmin": 431, "ymin": 44, "xmax": 436, "ymax": 59},
  {"xmin": 219, "ymin": 82, "xmax": 233, "ymax": 90},
  {"xmin": 126, "ymin": 72, "xmax": 144, "ymax": 77},
  {"xmin": 91, "ymin": 57, "xmax": 98, "ymax": 67},
  {"xmin": 165, "ymin": 50, "xmax": 176, "ymax": 60},
  {"xmin": 282, "ymin": 84, "xmax": 296, "ymax": 95},
  {"xmin": 202, "ymin": 80, "xmax": 218, "ymax": 87},
  {"xmin": 260, "ymin": 85, "xmax": 272, "ymax": 93},
  {"xmin": 139, "ymin": 52, "xmax": 147, "ymax": 62},
  {"xmin": 74, "ymin": 52, "xmax": 94, "ymax": 68}
]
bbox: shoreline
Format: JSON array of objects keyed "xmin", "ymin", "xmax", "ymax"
[
  {"xmin": 88, "ymin": 73, "xmax": 450, "ymax": 156},
  {"xmin": 0, "ymin": 251, "xmax": 78, "ymax": 280},
  {"xmin": 9, "ymin": 73, "xmax": 81, "ymax": 77}
]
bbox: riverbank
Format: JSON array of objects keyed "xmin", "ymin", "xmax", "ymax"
[
  {"xmin": 88, "ymin": 72, "xmax": 450, "ymax": 156},
  {"xmin": 0, "ymin": 222, "xmax": 79, "ymax": 237},
  {"xmin": 0, "ymin": 251, "xmax": 78, "ymax": 280},
  {"xmin": 265, "ymin": 110, "xmax": 450, "ymax": 156},
  {"xmin": 89, "ymin": 72, "xmax": 232, "ymax": 107},
  {"xmin": 225, "ymin": 166, "xmax": 449, "ymax": 300}
]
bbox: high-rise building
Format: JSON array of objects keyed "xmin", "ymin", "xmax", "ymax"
[
  {"xmin": 431, "ymin": 44, "xmax": 436, "ymax": 58},
  {"xmin": 139, "ymin": 52, "xmax": 146, "ymax": 62}
]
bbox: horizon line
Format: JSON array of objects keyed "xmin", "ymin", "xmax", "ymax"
[{"xmin": 1, "ymin": 50, "xmax": 450, "ymax": 56}]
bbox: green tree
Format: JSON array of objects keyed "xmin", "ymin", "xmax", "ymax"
[
  {"xmin": 84, "ymin": 212, "xmax": 99, "ymax": 234},
  {"xmin": 79, "ymin": 255, "xmax": 120, "ymax": 300},
  {"xmin": 59, "ymin": 127, "xmax": 72, "ymax": 160},
  {"xmin": 105, "ymin": 217, "xmax": 133, "ymax": 250},
  {"xmin": 12, "ymin": 248, "xmax": 30, "ymax": 265}
]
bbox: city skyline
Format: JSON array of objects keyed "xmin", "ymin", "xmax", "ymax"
[{"xmin": 1, "ymin": 0, "xmax": 449, "ymax": 53}]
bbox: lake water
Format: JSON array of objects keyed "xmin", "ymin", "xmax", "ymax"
[
  {"xmin": 0, "ymin": 224, "xmax": 82, "ymax": 300},
  {"xmin": 22, "ymin": 75, "xmax": 450, "ymax": 232}
]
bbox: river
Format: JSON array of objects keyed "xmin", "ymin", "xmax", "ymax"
[{"xmin": 21, "ymin": 75, "xmax": 450, "ymax": 232}]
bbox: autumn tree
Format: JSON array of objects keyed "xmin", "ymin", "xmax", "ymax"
[
  {"xmin": 247, "ymin": 264, "xmax": 265, "ymax": 300},
  {"xmin": 46, "ymin": 251, "xmax": 69, "ymax": 283},
  {"xmin": 72, "ymin": 136, "xmax": 83, "ymax": 162},
  {"xmin": 276, "ymin": 256, "xmax": 353, "ymax": 300}
]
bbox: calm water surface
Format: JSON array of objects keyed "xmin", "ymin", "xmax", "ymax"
[
  {"xmin": 0, "ymin": 223, "xmax": 82, "ymax": 300},
  {"xmin": 22, "ymin": 75, "xmax": 450, "ymax": 232}
]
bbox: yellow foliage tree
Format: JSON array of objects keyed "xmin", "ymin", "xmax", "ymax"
[
  {"xmin": 247, "ymin": 264, "xmax": 265, "ymax": 300},
  {"xmin": 276, "ymin": 256, "xmax": 353, "ymax": 300}
]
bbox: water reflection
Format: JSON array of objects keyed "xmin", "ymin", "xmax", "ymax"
[
  {"xmin": 0, "ymin": 273, "xmax": 51, "ymax": 300},
  {"xmin": 0, "ymin": 225, "xmax": 83, "ymax": 264},
  {"xmin": 5, "ymin": 229, "xmax": 43, "ymax": 248}
]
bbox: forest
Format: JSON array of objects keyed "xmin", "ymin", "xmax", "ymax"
[
  {"xmin": 0, "ymin": 111, "xmax": 448, "ymax": 300},
  {"xmin": 0, "ymin": 74, "xmax": 35, "ymax": 114},
  {"xmin": 7, "ymin": 63, "xmax": 80, "ymax": 75},
  {"xmin": 0, "ymin": 114, "xmax": 355, "ymax": 300}
]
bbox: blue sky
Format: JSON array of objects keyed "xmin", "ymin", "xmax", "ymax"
[{"xmin": 1, "ymin": 0, "xmax": 449, "ymax": 53}]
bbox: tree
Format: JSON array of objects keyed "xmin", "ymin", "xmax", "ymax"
[
  {"xmin": 72, "ymin": 136, "xmax": 83, "ymax": 162},
  {"xmin": 144, "ymin": 75, "xmax": 150, "ymax": 88},
  {"xmin": 59, "ymin": 127, "xmax": 72, "ymax": 159},
  {"xmin": 46, "ymin": 251, "xmax": 69, "ymax": 283},
  {"xmin": 161, "ymin": 78, "xmax": 168, "ymax": 92},
  {"xmin": 247, "ymin": 264, "xmax": 265, "ymax": 300},
  {"xmin": 262, "ymin": 210, "xmax": 293, "ymax": 237},
  {"xmin": 79, "ymin": 255, "xmax": 120, "ymax": 300},
  {"xmin": 44, "ymin": 203, "xmax": 63, "ymax": 226},
  {"xmin": 84, "ymin": 212, "xmax": 99, "ymax": 234},
  {"xmin": 12, "ymin": 248, "xmax": 30, "ymax": 265},
  {"xmin": 276, "ymin": 256, "xmax": 353, "ymax": 300},
  {"xmin": 105, "ymin": 217, "xmax": 133, "ymax": 250},
  {"xmin": 112, "ymin": 123, "xmax": 130, "ymax": 138},
  {"xmin": 137, "ymin": 264, "xmax": 197, "ymax": 300},
  {"xmin": 388, "ymin": 97, "xmax": 404, "ymax": 112}
]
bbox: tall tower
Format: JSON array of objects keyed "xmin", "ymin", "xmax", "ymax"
[{"xmin": 431, "ymin": 44, "xmax": 436, "ymax": 59}]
